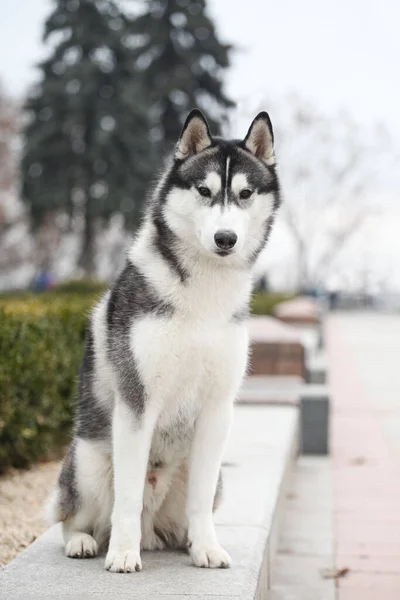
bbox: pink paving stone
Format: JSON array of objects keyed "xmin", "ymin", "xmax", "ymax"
[
  {"xmin": 339, "ymin": 572, "xmax": 400, "ymax": 600},
  {"xmin": 334, "ymin": 480, "xmax": 400, "ymax": 499},
  {"xmin": 333, "ymin": 470, "xmax": 396, "ymax": 486},
  {"xmin": 335, "ymin": 497, "xmax": 400, "ymax": 513},
  {"xmin": 337, "ymin": 539, "xmax": 400, "ymax": 558},
  {"xmin": 337, "ymin": 554, "xmax": 400, "ymax": 575},
  {"xmin": 336, "ymin": 522, "xmax": 400, "ymax": 544},
  {"xmin": 335, "ymin": 514, "xmax": 400, "ymax": 526},
  {"xmin": 326, "ymin": 316, "xmax": 400, "ymax": 600},
  {"xmin": 335, "ymin": 507, "xmax": 400, "ymax": 522}
]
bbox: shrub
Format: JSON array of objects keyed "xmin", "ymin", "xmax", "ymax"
[
  {"xmin": 250, "ymin": 292, "xmax": 295, "ymax": 316},
  {"xmin": 51, "ymin": 279, "xmax": 107, "ymax": 296},
  {"xmin": 0, "ymin": 292, "xmax": 101, "ymax": 472}
]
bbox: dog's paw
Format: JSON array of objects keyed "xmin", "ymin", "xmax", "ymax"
[
  {"xmin": 189, "ymin": 543, "xmax": 231, "ymax": 569},
  {"xmin": 65, "ymin": 533, "xmax": 98, "ymax": 558},
  {"xmin": 105, "ymin": 548, "xmax": 142, "ymax": 573},
  {"xmin": 141, "ymin": 531, "xmax": 165, "ymax": 551}
]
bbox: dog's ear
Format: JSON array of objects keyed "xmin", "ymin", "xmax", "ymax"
[
  {"xmin": 175, "ymin": 109, "xmax": 212, "ymax": 160},
  {"xmin": 243, "ymin": 112, "xmax": 275, "ymax": 165}
]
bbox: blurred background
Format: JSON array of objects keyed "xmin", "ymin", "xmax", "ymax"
[
  {"xmin": 1, "ymin": 0, "xmax": 399, "ymax": 303},
  {"xmin": 2, "ymin": 0, "xmax": 400, "ymax": 580}
]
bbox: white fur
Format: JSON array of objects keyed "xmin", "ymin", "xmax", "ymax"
[
  {"xmin": 224, "ymin": 156, "xmax": 230, "ymax": 204},
  {"xmin": 231, "ymin": 173, "xmax": 249, "ymax": 196},
  {"xmin": 105, "ymin": 400, "xmax": 158, "ymax": 572},
  {"xmin": 204, "ymin": 171, "xmax": 221, "ymax": 195}
]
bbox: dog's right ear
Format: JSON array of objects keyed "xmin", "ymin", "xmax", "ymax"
[{"xmin": 175, "ymin": 109, "xmax": 212, "ymax": 160}]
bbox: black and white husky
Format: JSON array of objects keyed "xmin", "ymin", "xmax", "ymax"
[{"xmin": 49, "ymin": 109, "xmax": 281, "ymax": 573}]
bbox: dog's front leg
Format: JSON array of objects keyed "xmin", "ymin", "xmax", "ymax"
[
  {"xmin": 105, "ymin": 397, "xmax": 157, "ymax": 573},
  {"xmin": 187, "ymin": 399, "xmax": 233, "ymax": 568}
]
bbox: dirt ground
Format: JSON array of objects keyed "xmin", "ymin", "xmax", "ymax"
[{"xmin": 0, "ymin": 461, "xmax": 60, "ymax": 567}]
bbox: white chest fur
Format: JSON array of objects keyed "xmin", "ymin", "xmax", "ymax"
[
  {"xmin": 131, "ymin": 309, "xmax": 249, "ymax": 430},
  {"xmin": 128, "ymin": 231, "xmax": 252, "ymax": 442}
]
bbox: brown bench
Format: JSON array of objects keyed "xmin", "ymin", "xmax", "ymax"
[
  {"xmin": 273, "ymin": 296, "xmax": 320, "ymax": 327},
  {"xmin": 249, "ymin": 316, "xmax": 306, "ymax": 378}
]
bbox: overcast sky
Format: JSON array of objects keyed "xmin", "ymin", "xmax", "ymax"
[{"xmin": 1, "ymin": 0, "xmax": 400, "ymax": 138}]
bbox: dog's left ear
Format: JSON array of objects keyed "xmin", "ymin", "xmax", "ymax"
[
  {"xmin": 175, "ymin": 109, "xmax": 212, "ymax": 160},
  {"xmin": 243, "ymin": 112, "xmax": 275, "ymax": 166}
]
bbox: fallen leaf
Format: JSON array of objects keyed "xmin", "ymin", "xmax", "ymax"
[
  {"xmin": 349, "ymin": 456, "xmax": 366, "ymax": 466},
  {"xmin": 320, "ymin": 567, "xmax": 350, "ymax": 580}
]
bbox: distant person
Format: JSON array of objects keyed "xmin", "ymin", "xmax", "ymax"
[
  {"xmin": 329, "ymin": 290, "xmax": 339, "ymax": 310},
  {"xmin": 258, "ymin": 275, "xmax": 268, "ymax": 292},
  {"xmin": 31, "ymin": 270, "xmax": 54, "ymax": 292}
]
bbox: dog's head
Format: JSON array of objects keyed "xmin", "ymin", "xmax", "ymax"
[{"xmin": 157, "ymin": 109, "xmax": 281, "ymax": 266}]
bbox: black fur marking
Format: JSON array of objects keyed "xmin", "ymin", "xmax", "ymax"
[
  {"xmin": 107, "ymin": 261, "xmax": 174, "ymax": 414},
  {"xmin": 152, "ymin": 203, "xmax": 189, "ymax": 283},
  {"xmin": 58, "ymin": 440, "xmax": 80, "ymax": 520},
  {"xmin": 149, "ymin": 164, "xmax": 191, "ymax": 282},
  {"xmin": 213, "ymin": 469, "xmax": 223, "ymax": 511},
  {"xmin": 232, "ymin": 305, "xmax": 249, "ymax": 323},
  {"xmin": 154, "ymin": 527, "xmax": 182, "ymax": 550},
  {"xmin": 76, "ymin": 327, "xmax": 111, "ymax": 440},
  {"xmin": 249, "ymin": 215, "xmax": 277, "ymax": 265}
]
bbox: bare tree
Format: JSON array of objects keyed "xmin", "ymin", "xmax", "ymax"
[
  {"xmin": 235, "ymin": 97, "xmax": 392, "ymax": 291},
  {"xmin": 275, "ymin": 100, "xmax": 387, "ymax": 290},
  {"xmin": 0, "ymin": 86, "xmax": 32, "ymax": 284}
]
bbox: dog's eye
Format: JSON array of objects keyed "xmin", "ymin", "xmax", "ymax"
[
  {"xmin": 198, "ymin": 186, "xmax": 211, "ymax": 198},
  {"xmin": 239, "ymin": 189, "xmax": 253, "ymax": 200}
]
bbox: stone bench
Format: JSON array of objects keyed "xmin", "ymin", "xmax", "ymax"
[
  {"xmin": 299, "ymin": 385, "xmax": 330, "ymax": 455},
  {"xmin": 238, "ymin": 378, "xmax": 330, "ymax": 456},
  {"xmin": 0, "ymin": 405, "xmax": 299, "ymax": 600},
  {"xmin": 306, "ymin": 352, "xmax": 327, "ymax": 384},
  {"xmin": 237, "ymin": 375, "xmax": 304, "ymax": 406},
  {"xmin": 249, "ymin": 317, "xmax": 306, "ymax": 378},
  {"xmin": 272, "ymin": 296, "xmax": 320, "ymax": 327}
]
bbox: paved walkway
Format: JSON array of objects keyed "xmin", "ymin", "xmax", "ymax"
[
  {"xmin": 270, "ymin": 457, "xmax": 335, "ymax": 600},
  {"xmin": 327, "ymin": 312, "xmax": 400, "ymax": 599}
]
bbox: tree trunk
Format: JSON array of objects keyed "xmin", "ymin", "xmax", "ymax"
[
  {"xmin": 295, "ymin": 238, "xmax": 310, "ymax": 291},
  {"xmin": 78, "ymin": 210, "xmax": 96, "ymax": 278}
]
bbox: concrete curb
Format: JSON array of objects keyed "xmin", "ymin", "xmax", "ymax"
[
  {"xmin": 1, "ymin": 405, "xmax": 299, "ymax": 600},
  {"xmin": 300, "ymin": 385, "xmax": 330, "ymax": 455}
]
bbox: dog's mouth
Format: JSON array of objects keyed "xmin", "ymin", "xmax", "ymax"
[{"xmin": 215, "ymin": 249, "xmax": 233, "ymax": 257}]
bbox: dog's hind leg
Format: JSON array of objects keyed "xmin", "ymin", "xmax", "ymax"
[{"xmin": 49, "ymin": 438, "xmax": 113, "ymax": 558}]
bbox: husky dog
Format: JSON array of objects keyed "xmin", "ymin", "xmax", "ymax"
[{"xmin": 48, "ymin": 109, "xmax": 281, "ymax": 573}]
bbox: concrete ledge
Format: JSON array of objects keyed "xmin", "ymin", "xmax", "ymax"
[
  {"xmin": 306, "ymin": 352, "xmax": 327, "ymax": 384},
  {"xmin": 300, "ymin": 385, "xmax": 330, "ymax": 455},
  {"xmin": 1, "ymin": 405, "xmax": 299, "ymax": 600},
  {"xmin": 237, "ymin": 376, "xmax": 304, "ymax": 406}
]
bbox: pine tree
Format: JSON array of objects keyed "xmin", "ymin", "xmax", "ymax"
[
  {"xmin": 22, "ymin": 0, "xmax": 154, "ymax": 275},
  {"xmin": 129, "ymin": 0, "xmax": 235, "ymax": 153}
]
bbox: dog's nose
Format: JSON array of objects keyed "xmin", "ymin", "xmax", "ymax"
[{"xmin": 214, "ymin": 230, "xmax": 238, "ymax": 250}]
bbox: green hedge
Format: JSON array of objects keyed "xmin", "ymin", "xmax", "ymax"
[
  {"xmin": 250, "ymin": 292, "xmax": 295, "ymax": 316},
  {"xmin": 0, "ymin": 292, "xmax": 100, "ymax": 472}
]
